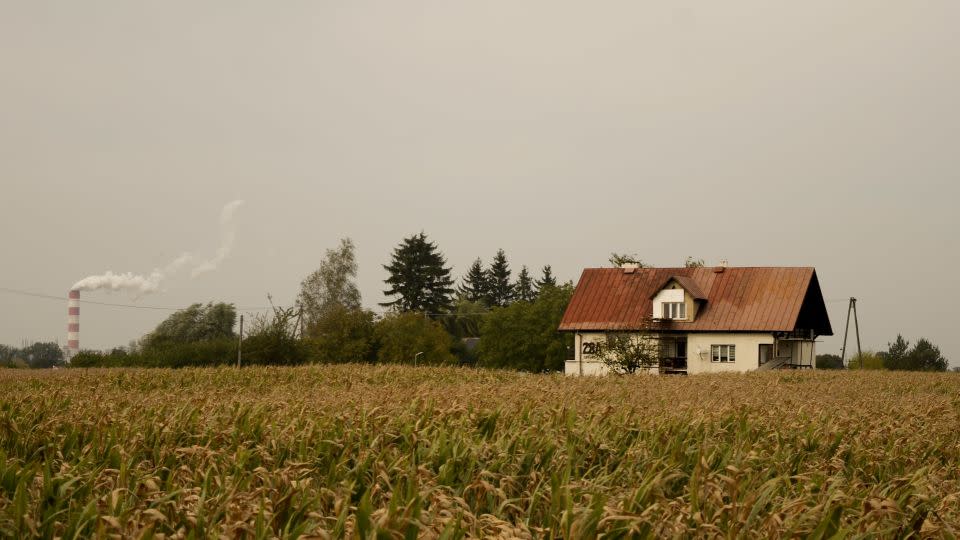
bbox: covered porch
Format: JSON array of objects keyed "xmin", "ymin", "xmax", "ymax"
[{"xmin": 758, "ymin": 331, "xmax": 817, "ymax": 370}]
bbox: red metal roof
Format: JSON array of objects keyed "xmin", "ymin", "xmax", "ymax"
[{"xmin": 559, "ymin": 267, "xmax": 832, "ymax": 334}]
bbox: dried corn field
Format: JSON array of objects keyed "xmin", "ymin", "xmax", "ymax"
[{"xmin": 1, "ymin": 367, "xmax": 959, "ymax": 538}]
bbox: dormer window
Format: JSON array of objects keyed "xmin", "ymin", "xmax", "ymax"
[
  {"xmin": 650, "ymin": 275, "xmax": 706, "ymax": 321},
  {"xmin": 662, "ymin": 302, "xmax": 686, "ymax": 320}
]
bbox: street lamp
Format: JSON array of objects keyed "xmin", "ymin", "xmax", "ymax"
[{"xmin": 414, "ymin": 351, "xmax": 423, "ymax": 367}]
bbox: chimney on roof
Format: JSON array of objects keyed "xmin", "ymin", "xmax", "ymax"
[
  {"xmin": 621, "ymin": 263, "xmax": 639, "ymax": 274},
  {"xmin": 714, "ymin": 259, "xmax": 728, "ymax": 273}
]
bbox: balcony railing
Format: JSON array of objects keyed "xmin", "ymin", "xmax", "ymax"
[{"xmin": 659, "ymin": 356, "xmax": 688, "ymax": 372}]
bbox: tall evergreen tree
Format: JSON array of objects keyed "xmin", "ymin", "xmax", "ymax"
[
  {"xmin": 908, "ymin": 339, "xmax": 948, "ymax": 371},
  {"xmin": 485, "ymin": 249, "xmax": 514, "ymax": 307},
  {"xmin": 514, "ymin": 266, "xmax": 536, "ymax": 303},
  {"xmin": 457, "ymin": 258, "xmax": 489, "ymax": 304},
  {"xmin": 535, "ymin": 265, "xmax": 557, "ymax": 291},
  {"xmin": 381, "ymin": 232, "xmax": 455, "ymax": 313},
  {"xmin": 885, "ymin": 334, "xmax": 910, "ymax": 370}
]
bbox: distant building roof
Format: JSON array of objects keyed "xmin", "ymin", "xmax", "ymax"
[{"xmin": 559, "ymin": 267, "xmax": 832, "ymax": 335}]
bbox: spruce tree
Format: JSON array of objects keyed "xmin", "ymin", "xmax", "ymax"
[
  {"xmin": 457, "ymin": 258, "xmax": 489, "ymax": 304},
  {"xmin": 381, "ymin": 233, "xmax": 455, "ymax": 313},
  {"xmin": 535, "ymin": 265, "xmax": 557, "ymax": 291},
  {"xmin": 885, "ymin": 335, "xmax": 910, "ymax": 370},
  {"xmin": 485, "ymin": 249, "xmax": 514, "ymax": 307},
  {"xmin": 514, "ymin": 266, "xmax": 536, "ymax": 303}
]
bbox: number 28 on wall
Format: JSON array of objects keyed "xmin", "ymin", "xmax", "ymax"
[{"xmin": 581, "ymin": 342, "xmax": 601, "ymax": 356}]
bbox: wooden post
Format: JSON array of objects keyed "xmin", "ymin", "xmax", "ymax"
[
  {"xmin": 237, "ymin": 314, "xmax": 243, "ymax": 368},
  {"xmin": 852, "ymin": 299, "xmax": 862, "ymax": 368},
  {"xmin": 840, "ymin": 297, "xmax": 862, "ymax": 368}
]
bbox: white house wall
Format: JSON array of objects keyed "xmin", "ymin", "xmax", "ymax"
[
  {"xmin": 567, "ymin": 331, "xmax": 780, "ymax": 375},
  {"xmin": 567, "ymin": 332, "xmax": 613, "ymax": 375},
  {"xmin": 686, "ymin": 333, "xmax": 775, "ymax": 374}
]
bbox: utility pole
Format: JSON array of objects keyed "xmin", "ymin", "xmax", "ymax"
[
  {"xmin": 840, "ymin": 297, "xmax": 862, "ymax": 368},
  {"xmin": 237, "ymin": 314, "xmax": 244, "ymax": 368},
  {"xmin": 298, "ymin": 306, "xmax": 304, "ymax": 339},
  {"xmin": 295, "ymin": 305, "xmax": 304, "ymax": 340}
]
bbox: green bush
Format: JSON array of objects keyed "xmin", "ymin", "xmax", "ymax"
[
  {"xmin": 847, "ymin": 351, "xmax": 885, "ymax": 370},
  {"xmin": 69, "ymin": 340, "xmax": 238, "ymax": 368},
  {"xmin": 241, "ymin": 331, "xmax": 309, "ymax": 366},
  {"xmin": 815, "ymin": 354, "xmax": 844, "ymax": 370},
  {"xmin": 374, "ymin": 312, "xmax": 455, "ymax": 365},
  {"xmin": 307, "ymin": 306, "xmax": 378, "ymax": 364},
  {"xmin": 477, "ymin": 284, "xmax": 574, "ymax": 372}
]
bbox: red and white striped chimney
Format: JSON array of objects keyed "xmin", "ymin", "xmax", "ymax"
[{"xmin": 67, "ymin": 290, "xmax": 80, "ymax": 358}]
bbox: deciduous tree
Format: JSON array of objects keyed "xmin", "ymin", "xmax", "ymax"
[
  {"xmin": 307, "ymin": 305, "xmax": 378, "ymax": 364},
  {"xmin": 440, "ymin": 298, "xmax": 487, "ymax": 339},
  {"xmin": 243, "ymin": 304, "xmax": 308, "ymax": 366},
  {"xmin": 848, "ymin": 351, "xmax": 885, "ymax": 370},
  {"xmin": 477, "ymin": 283, "xmax": 574, "ymax": 372},
  {"xmin": 684, "ymin": 257, "xmax": 705, "ymax": 268},
  {"xmin": 598, "ymin": 330, "xmax": 660, "ymax": 375},
  {"xmin": 298, "ymin": 238, "xmax": 362, "ymax": 328},
  {"xmin": 815, "ymin": 353, "xmax": 844, "ymax": 370},
  {"xmin": 609, "ymin": 253, "xmax": 646, "ymax": 268},
  {"xmin": 374, "ymin": 312, "xmax": 455, "ymax": 365},
  {"xmin": 21, "ymin": 342, "xmax": 65, "ymax": 369},
  {"xmin": 143, "ymin": 302, "xmax": 236, "ymax": 350}
]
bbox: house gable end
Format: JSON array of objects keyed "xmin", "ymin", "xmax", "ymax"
[{"xmin": 792, "ymin": 270, "xmax": 833, "ymax": 336}]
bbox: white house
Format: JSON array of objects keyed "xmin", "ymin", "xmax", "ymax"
[{"xmin": 559, "ymin": 265, "xmax": 833, "ymax": 375}]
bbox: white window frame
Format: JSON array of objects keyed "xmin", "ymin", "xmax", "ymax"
[
  {"xmin": 711, "ymin": 344, "xmax": 736, "ymax": 363},
  {"xmin": 662, "ymin": 302, "xmax": 686, "ymax": 320}
]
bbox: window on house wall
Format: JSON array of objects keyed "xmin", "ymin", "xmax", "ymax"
[
  {"xmin": 711, "ymin": 344, "xmax": 735, "ymax": 363},
  {"xmin": 662, "ymin": 302, "xmax": 686, "ymax": 319}
]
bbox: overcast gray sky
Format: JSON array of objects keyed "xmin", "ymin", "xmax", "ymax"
[{"xmin": 1, "ymin": 1, "xmax": 957, "ymax": 367}]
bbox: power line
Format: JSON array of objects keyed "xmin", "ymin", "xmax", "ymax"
[
  {"xmin": 0, "ymin": 286, "xmax": 491, "ymax": 317},
  {"xmin": 0, "ymin": 287, "xmax": 271, "ymax": 312}
]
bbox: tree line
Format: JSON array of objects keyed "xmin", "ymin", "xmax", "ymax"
[
  {"xmin": 8, "ymin": 238, "xmax": 953, "ymax": 373},
  {"xmin": 0, "ymin": 342, "xmax": 64, "ymax": 369},
  {"xmin": 816, "ymin": 334, "xmax": 951, "ymax": 371},
  {"xmin": 70, "ymin": 233, "xmax": 574, "ymax": 372}
]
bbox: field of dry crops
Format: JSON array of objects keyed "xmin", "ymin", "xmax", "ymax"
[{"xmin": 1, "ymin": 366, "xmax": 959, "ymax": 538}]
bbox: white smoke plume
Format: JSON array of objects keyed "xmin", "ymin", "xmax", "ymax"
[
  {"xmin": 165, "ymin": 252, "xmax": 194, "ymax": 273},
  {"xmin": 70, "ymin": 200, "xmax": 245, "ymax": 295},
  {"xmin": 72, "ymin": 270, "xmax": 164, "ymax": 294},
  {"xmin": 191, "ymin": 199, "xmax": 244, "ymax": 278}
]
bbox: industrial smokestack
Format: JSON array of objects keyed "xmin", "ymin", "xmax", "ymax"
[{"xmin": 67, "ymin": 290, "xmax": 79, "ymax": 360}]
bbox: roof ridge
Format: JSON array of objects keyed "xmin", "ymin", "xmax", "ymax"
[{"xmin": 583, "ymin": 266, "xmax": 815, "ymax": 270}]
